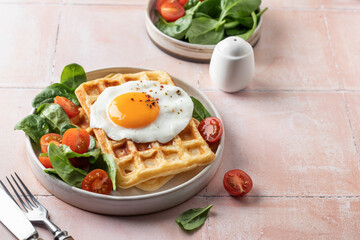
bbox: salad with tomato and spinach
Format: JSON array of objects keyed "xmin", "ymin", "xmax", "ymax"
[
  {"xmin": 15, "ymin": 63, "xmax": 116, "ymax": 195},
  {"xmin": 155, "ymin": 0, "xmax": 267, "ymax": 45},
  {"xmin": 15, "ymin": 63, "xmax": 225, "ymax": 195}
]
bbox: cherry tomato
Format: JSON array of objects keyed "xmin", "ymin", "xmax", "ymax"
[
  {"xmin": 54, "ymin": 96, "xmax": 79, "ymax": 118},
  {"xmin": 160, "ymin": 0, "xmax": 185, "ymax": 22},
  {"xmin": 62, "ymin": 128, "xmax": 90, "ymax": 154},
  {"xmin": 81, "ymin": 169, "xmax": 112, "ymax": 195},
  {"xmin": 69, "ymin": 157, "xmax": 90, "ymax": 170},
  {"xmin": 198, "ymin": 117, "xmax": 223, "ymax": 143},
  {"xmin": 38, "ymin": 156, "xmax": 53, "ymax": 168},
  {"xmin": 223, "ymin": 169, "xmax": 253, "ymax": 196},
  {"xmin": 178, "ymin": 0, "xmax": 188, "ymax": 5},
  {"xmin": 40, "ymin": 133, "xmax": 62, "ymax": 153},
  {"xmin": 156, "ymin": 0, "xmax": 169, "ymax": 12}
]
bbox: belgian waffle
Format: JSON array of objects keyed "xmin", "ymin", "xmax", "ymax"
[{"xmin": 75, "ymin": 71, "xmax": 215, "ymax": 189}]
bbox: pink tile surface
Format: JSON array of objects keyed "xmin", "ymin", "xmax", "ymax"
[
  {"xmin": 53, "ymin": 5, "xmax": 199, "ymax": 87},
  {"xmin": 202, "ymin": 91, "xmax": 360, "ymax": 196},
  {"xmin": 1, "ymin": 0, "xmax": 360, "ymax": 239},
  {"xmin": 326, "ymin": 11, "xmax": 360, "ymax": 90},
  {"xmin": 0, "ymin": 4, "xmax": 58, "ymax": 88}
]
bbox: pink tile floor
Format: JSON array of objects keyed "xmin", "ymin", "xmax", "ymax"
[{"xmin": 1, "ymin": 0, "xmax": 360, "ymax": 239}]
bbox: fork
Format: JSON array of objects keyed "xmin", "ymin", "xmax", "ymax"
[{"xmin": 1, "ymin": 173, "xmax": 74, "ymax": 240}]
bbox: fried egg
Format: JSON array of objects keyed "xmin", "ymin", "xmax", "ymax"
[{"xmin": 90, "ymin": 80, "xmax": 193, "ymax": 143}]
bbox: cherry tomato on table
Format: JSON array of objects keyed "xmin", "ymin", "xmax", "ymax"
[
  {"xmin": 223, "ymin": 169, "xmax": 253, "ymax": 196},
  {"xmin": 81, "ymin": 169, "xmax": 112, "ymax": 195},
  {"xmin": 40, "ymin": 133, "xmax": 62, "ymax": 153},
  {"xmin": 38, "ymin": 156, "xmax": 53, "ymax": 168},
  {"xmin": 62, "ymin": 128, "xmax": 90, "ymax": 154},
  {"xmin": 54, "ymin": 96, "xmax": 79, "ymax": 118},
  {"xmin": 160, "ymin": 0, "xmax": 185, "ymax": 22},
  {"xmin": 198, "ymin": 117, "xmax": 223, "ymax": 143}
]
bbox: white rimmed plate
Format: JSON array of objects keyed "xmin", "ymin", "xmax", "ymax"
[
  {"xmin": 26, "ymin": 67, "xmax": 224, "ymax": 215},
  {"xmin": 145, "ymin": 0, "xmax": 263, "ymax": 62}
]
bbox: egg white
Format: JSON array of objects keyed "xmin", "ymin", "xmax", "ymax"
[{"xmin": 90, "ymin": 80, "xmax": 194, "ymax": 143}]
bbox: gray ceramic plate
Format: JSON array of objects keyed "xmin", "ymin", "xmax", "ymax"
[
  {"xmin": 26, "ymin": 67, "xmax": 224, "ymax": 215},
  {"xmin": 145, "ymin": 0, "xmax": 263, "ymax": 62}
]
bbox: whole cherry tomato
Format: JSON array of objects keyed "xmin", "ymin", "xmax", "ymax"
[{"xmin": 62, "ymin": 128, "xmax": 90, "ymax": 154}]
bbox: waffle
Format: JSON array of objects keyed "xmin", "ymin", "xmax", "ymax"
[{"xmin": 75, "ymin": 71, "xmax": 216, "ymax": 189}]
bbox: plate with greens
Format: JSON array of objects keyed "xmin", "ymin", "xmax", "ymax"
[
  {"xmin": 18, "ymin": 64, "xmax": 224, "ymax": 215},
  {"xmin": 145, "ymin": 0, "xmax": 267, "ymax": 62}
]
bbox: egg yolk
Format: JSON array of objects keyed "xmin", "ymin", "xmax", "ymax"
[{"xmin": 108, "ymin": 92, "xmax": 160, "ymax": 129}]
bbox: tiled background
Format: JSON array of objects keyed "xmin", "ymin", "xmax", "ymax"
[{"xmin": 1, "ymin": 0, "xmax": 360, "ymax": 239}]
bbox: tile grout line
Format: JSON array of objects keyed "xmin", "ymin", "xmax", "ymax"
[
  {"xmin": 341, "ymin": 93, "xmax": 360, "ymax": 166},
  {"xmin": 50, "ymin": 1, "xmax": 62, "ymax": 84}
]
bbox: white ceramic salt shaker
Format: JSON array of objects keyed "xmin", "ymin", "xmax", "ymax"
[{"xmin": 209, "ymin": 36, "xmax": 255, "ymax": 92}]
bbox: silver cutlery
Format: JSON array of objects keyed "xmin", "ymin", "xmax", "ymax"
[
  {"xmin": 0, "ymin": 184, "xmax": 38, "ymax": 240},
  {"xmin": 1, "ymin": 173, "xmax": 74, "ymax": 240}
]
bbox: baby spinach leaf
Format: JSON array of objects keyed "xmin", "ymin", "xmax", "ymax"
[
  {"xmin": 58, "ymin": 145, "xmax": 101, "ymax": 164},
  {"xmin": 186, "ymin": 16, "xmax": 225, "ymax": 45},
  {"xmin": 91, "ymin": 153, "xmax": 117, "ymax": 190},
  {"xmin": 219, "ymin": 0, "xmax": 261, "ymax": 21},
  {"xmin": 176, "ymin": 205, "xmax": 213, "ymax": 231},
  {"xmin": 44, "ymin": 168, "xmax": 61, "ymax": 179},
  {"xmin": 225, "ymin": 27, "xmax": 247, "ymax": 36},
  {"xmin": 156, "ymin": 2, "xmax": 202, "ymax": 40},
  {"xmin": 238, "ymin": 11, "xmax": 257, "ymax": 40},
  {"xmin": 88, "ymin": 135, "xmax": 97, "ymax": 151},
  {"xmin": 190, "ymin": 96, "xmax": 211, "ymax": 122},
  {"xmin": 59, "ymin": 124, "xmax": 78, "ymax": 135},
  {"xmin": 196, "ymin": 0, "xmax": 221, "ymax": 19},
  {"xmin": 37, "ymin": 103, "xmax": 71, "ymax": 134},
  {"xmin": 60, "ymin": 63, "xmax": 87, "ymax": 90},
  {"xmin": 48, "ymin": 143, "xmax": 87, "ymax": 188},
  {"xmin": 14, "ymin": 114, "xmax": 50, "ymax": 145},
  {"xmin": 230, "ymin": 7, "xmax": 267, "ymax": 28},
  {"xmin": 32, "ymin": 83, "xmax": 79, "ymax": 109},
  {"xmin": 184, "ymin": 0, "xmax": 200, "ymax": 9}
]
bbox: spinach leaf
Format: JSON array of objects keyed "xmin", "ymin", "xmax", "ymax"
[
  {"xmin": 186, "ymin": 16, "xmax": 225, "ymax": 44},
  {"xmin": 59, "ymin": 124, "xmax": 78, "ymax": 135},
  {"xmin": 190, "ymin": 96, "xmax": 211, "ymax": 122},
  {"xmin": 14, "ymin": 114, "xmax": 50, "ymax": 145},
  {"xmin": 238, "ymin": 11, "xmax": 257, "ymax": 40},
  {"xmin": 88, "ymin": 135, "xmax": 97, "ymax": 151},
  {"xmin": 225, "ymin": 27, "xmax": 247, "ymax": 36},
  {"xmin": 32, "ymin": 83, "xmax": 79, "ymax": 109},
  {"xmin": 184, "ymin": 0, "xmax": 200, "ymax": 9},
  {"xmin": 156, "ymin": 2, "xmax": 202, "ymax": 40},
  {"xmin": 226, "ymin": 7, "xmax": 267, "ymax": 29},
  {"xmin": 196, "ymin": 0, "xmax": 221, "ymax": 19},
  {"xmin": 58, "ymin": 145, "xmax": 101, "ymax": 164},
  {"xmin": 44, "ymin": 168, "xmax": 61, "ymax": 179},
  {"xmin": 91, "ymin": 153, "xmax": 117, "ymax": 190},
  {"xmin": 176, "ymin": 205, "xmax": 213, "ymax": 231},
  {"xmin": 219, "ymin": 0, "xmax": 261, "ymax": 21},
  {"xmin": 37, "ymin": 103, "xmax": 71, "ymax": 134},
  {"xmin": 48, "ymin": 143, "xmax": 87, "ymax": 188},
  {"xmin": 60, "ymin": 63, "xmax": 87, "ymax": 90}
]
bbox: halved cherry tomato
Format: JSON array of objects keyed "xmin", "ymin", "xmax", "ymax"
[
  {"xmin": 198, "ymin": 117, "xmax": 223, "ymax": 143},
  {"xmin": 38, "ymin": 156, "xmax": 53, "ymax": 168},
  {"xmin": 223, "ymin": 169, "xmax": 253, "ymax": 196},
  {"xmin": 62, "ymin": 128, "xmax": 90, "ymax": 154},
  {"xmin": 81, "ymin": 169, "xmax": 112, "ymax": 195},
  {"xmin": 54, "ymin": 96, "xmax": 79, "ymax": 118},
  {"xmin": 40, "ymin": 133, "xmax": 62, "ymax": 153},
  {"xmin": 160, "ymin": 0, "xmax": 185, "ymax": 22}
]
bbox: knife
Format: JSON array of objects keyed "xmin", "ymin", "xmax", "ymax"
[{"xmin": 0, "ymin": 187, "xmax": 38, "ymax": 240}]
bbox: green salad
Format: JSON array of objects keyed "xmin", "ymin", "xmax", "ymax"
[{"xmin": 156, "ymin": 0, "xmax": 267, "ymax": 45}]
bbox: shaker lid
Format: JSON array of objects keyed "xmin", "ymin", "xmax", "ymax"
[{"xmin": 217, "ymin": 36, "xmax": 252, "ymax": 57}]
